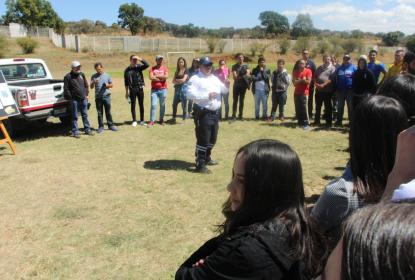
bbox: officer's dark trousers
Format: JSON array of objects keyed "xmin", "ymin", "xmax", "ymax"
[{"xmin": 193, "ymin": 105, "xmax": 219, "ymax": 168}]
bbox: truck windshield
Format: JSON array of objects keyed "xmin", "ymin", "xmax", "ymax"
[{"xmin": 0, "ymin": 63, "xmax": 47, "ymax": 81}]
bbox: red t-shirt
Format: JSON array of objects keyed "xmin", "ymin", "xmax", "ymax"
[
  {"xmin": 293, "ymin": 68, "xmax": 312, "ymax": 96},
  {"xmin": 150, "ymin": 65, "xmax": 168, "ymax": 89}
]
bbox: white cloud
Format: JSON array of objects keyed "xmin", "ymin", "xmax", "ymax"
[{"xmin": 283, "ymin": 2, "xmax": 415, "ymax": 34}]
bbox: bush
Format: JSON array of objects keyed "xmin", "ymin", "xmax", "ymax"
[
  {"xmin": 294, "ymin": 37, "xmax": 310, "ymax": 53},
  {"xmin": 341, "ymin": 38, "xmax": 362, "ymax": 54},
  {"xmin": 0, "ymin": 36, "xmax": 8, "ymax": 58},
  {"xmin": 316, "ymin": 39, "xmax": 331, "ymax": 54},
  {"xmin": 16, "ymin": 37, "xmax": 39, "ymax": 54},
  {"xmin": 278, "ymin": 38, "xmax": 290, "ymax": 54},
  {"xmin": 249, "ymin": 42, "xmax": 268, "ymax": 57},
  {"xmin": 329, "ymin": 37, "xmax": 345, "ymax": 57},
  {"xmin": 406, "ymin": 36, "xmax": 415, "ymax": 53},
  {"xmin": 81, "ymin": 46, "xmax": 90, "ymax": 53},
  {"xmin": 204, "ymin": 37, "xmax": 219, "ymax": 53}
]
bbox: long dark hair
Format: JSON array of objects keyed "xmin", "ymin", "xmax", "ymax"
[
  {"xmin": 350, "ymin": 95, "xmax": 407, "ymax": 202},
  {"xmin": 220, "ymin": 139, "xmax": 323, "ymax": 275},
  {"xmin": 175, "ymin": 57, "xmax": 187, "ymax": 77},
  {"xmin": 378, "ymin": 73, "xmax": 415, "ymax": 126},
  {"xmin": 342, "ymin": 202, "xmax": 415, "ymax": 280}
]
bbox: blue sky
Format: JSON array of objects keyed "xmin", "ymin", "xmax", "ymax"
[{"xmin": 0, "ymin": 0, "xmax": 414, "ymax": 34}]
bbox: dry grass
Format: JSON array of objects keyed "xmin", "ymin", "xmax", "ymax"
[{"xmin": 0, "ymin": 38, "xmax": 350, "ymax": 279}]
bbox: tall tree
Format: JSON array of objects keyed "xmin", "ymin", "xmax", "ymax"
[
  {"xmin": 2, "ymin": 0, "xmax": 64, "ymax": 33},
  {"xmin": 259, "ymin": 11, "xmax": 289, "ymax": 36},
  {"xmin": 118, "ymin": 3, "xmax": 144, "ymax": 35},
  {"xmin": 291, "ymin": 13, "xmax": 314, "ymax": 38},
  {"xmin": 382, "ymin": 31, "xmax": 405, "ymax": 46}
]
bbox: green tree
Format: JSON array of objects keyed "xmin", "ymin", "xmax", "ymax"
[
  {"xmin": 2, "ymin": 0, "xmax": 64, "ymax": 33},
  {"xmin": 258, "ymin": 11, "xmax": 289, "ymax": 37},
  {"xmin": 406, "ymin": 35, "xmax": 415, "ymax": 53},
  {"xmin": 291, "ymin": 14, "xmax": 314, "ymax": 38},
  {"xmin": 118, "ymin": 3, "xmax": 144, "ymax": 35},
  {"xmin": 382, "ymin": 31, "xmax": 405, "ymax": 46},
  {"xmin": 294, "ymin": 37, "xmax": 310, "ymax": 53}
]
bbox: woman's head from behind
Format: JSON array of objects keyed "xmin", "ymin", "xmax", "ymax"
[
  {"xmin": 350, "ymin": 95, "xmax": 407, "ymax": 202},
  {"xmin": 342, "ymin": 202, "xmax": 415, "ymax": 280},
  {"xmin": 225, "ymin": 139, "xmax": 305, "ymax": 231},
  {"xmin": 378, "ymin": 73, "xmax": 415, "ymax": 126}
]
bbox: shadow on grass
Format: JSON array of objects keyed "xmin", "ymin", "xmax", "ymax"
[
  {"xmin": 144, "ymin": 159, "xmax": 194, "ymax": 171},
  {"xmin": 312, "ymin": 125, "xmax": 349, "ymax": 133},
  {"xmin": 12, "ymin": 121, "xmax": 70, "ymax": 143},
  {"xmin": 322, "ymin": 175, "xmax": 337, "ymax": 181},
  {"xmin": 334, "ymin": 166, "xmax": 345, "ymax": 171},
  {"xmin": 259, "ymin": 121, "xmax": 298, "ymax": 128}
]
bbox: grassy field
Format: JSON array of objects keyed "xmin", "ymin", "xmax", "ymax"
[{"xmin": 0, "ymin": 39, "xmax": 356, "ymax": 279}]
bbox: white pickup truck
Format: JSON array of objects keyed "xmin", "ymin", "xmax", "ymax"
[{"xmin": 0, "ymin": 58, "xmax": 70, "ymax": 134}]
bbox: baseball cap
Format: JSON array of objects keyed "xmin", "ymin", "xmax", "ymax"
[
  {"xmin": 155, "ymin": 54, "xmax": 164, "ymax": 60},
  {"xmin": 199, "ymin": 56, "xmax": 213, "ymax": 66},
  {"xmin": 343, "ymin": 54, "xmax": 351, "ymax": 60},
  {"xmin": 71, "ymin": 61, "xmax": 81, "ymax": 68}
]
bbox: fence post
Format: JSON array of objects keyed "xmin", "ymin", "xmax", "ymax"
[{"xmin": 75, "ymin": 35, "xmax": 81, "ymax": 53}]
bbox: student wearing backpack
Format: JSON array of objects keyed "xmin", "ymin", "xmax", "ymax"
[{"xmin": 270, "ymin": 59, "xmax": 291, "ymax": 121}]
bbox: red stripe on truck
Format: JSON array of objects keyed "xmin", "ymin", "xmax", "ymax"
[{"xmin": 20, "ymin": 101, "xmax": 69, "ymax": 113}]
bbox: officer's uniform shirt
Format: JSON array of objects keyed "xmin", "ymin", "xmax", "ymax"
[{"xmin": 186, "ymin": 71, "xmax": 228, "ymax": 111}]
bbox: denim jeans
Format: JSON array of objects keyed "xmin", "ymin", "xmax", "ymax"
[
  {"xmin": 71, "ymin": 98, "xmax": 91, "ymax": 134},
  {"xmin": 271, "ymin": 91, "xmax": 287, "ymax": 118},
  {"xmin": 172, "ymin": 85, "xmax": 187, "ymax": 120},
  {"xmin": 254, "ymin": 89, "xmax": 268, "ymax": 118},
  {"xmin": 150, "ymin": 88, "xmax": 167, "ymax": 122},
  {"xmin": 220, "ymin": 93, "xmax": 229, "ymax": 119},
  {"xmin": 336, "ymin": 89, "xmax": 353, "ymax": 124},
  {"xmin": 95, "ymin": 95, "xmax": 114, "ymax": 128}
]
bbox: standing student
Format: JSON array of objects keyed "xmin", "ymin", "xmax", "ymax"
[
  {"xmin": 251, "ymin": 57, "xmax": 271, "ymax": 120},
  {"xmin": 403, "ymin": 51, "xmax": 415, "ymax": 75},
  {"xmin": 270, "ymin": 59, "xmax": 291, "ymax": 121},
  {"xmin": 90, "ymin": 62, "xmax": 117, "ymax": 133},
  {"xmin": 334, "ymin": 54, "xmax": 356, "ymax": 126},
  {"xmin": 231, "ymin": 53, "xmax": 251, "ymax": 120},
  {"xmin": 213, "ymin": 59, "xmax": 231, "ymax": 120},
  {"xmin": 314, "ymin": 55, "xmax": 336, "ymax": 126},
  {"xmin": 187, "ymin": 58, "xmax": 200, "ymax": 117},
  {"xmin": 352, "ymin": 55, "xmax": 376, "ymax": 109},
  {"xmin": 292, "ymin": 59, "xmax": 312, "ymax": 130},
  {"xmin": 63, "ymin": 61, "xmax": 94, "ymax": 138},
  {"xmin": 186, "ymin": 57, "xmax": 228, "ymax": 174},
  {"xmin": 124, "ymin": 54, "xmax": 150, "ymax": 126},
  {"xmin": 170, "ymin": 57, "xmax": 189, "ymax": 123},
  {"xmin": 367, "ymin": 49, "xmax": 387, "ymax": 85},
  {"xmin": 385, "ymin": 49, "xmax": 404, "ymax": 80},
  {"xmin": 302, "ymin": 49, "xmax": 317, "ymax": 119},
  {"xmin": 149, "ymin": 55, "xmax": 168, "ymax": 126}
]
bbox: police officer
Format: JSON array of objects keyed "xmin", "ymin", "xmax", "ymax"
[{"xmin": 187, "ymin": 57, "xmax": 228, "ymax": 174}]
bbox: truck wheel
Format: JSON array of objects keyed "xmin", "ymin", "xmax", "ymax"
[
  {"xmin": 3, "ymin": 119, "xmax": 16, "ymax": 137},
  {"xmin": 59, "ymin": 116, "xmax": 71, "ymax": 126}
]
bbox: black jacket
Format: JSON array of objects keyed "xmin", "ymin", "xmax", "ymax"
[
  {"xmin": 63, "ymin": 72, "xmax": 89, "ymax": 100},
  {"xmin": 124, "ymin": 59, "xmax": 150, "ymax": 88},
  {"xmin": 251, "ymin": 66, "xmax": 271, "ymax": 94},
  {"xmin": 175, "ymin": 219, "xmax": 306, "ymax": 280},
  {"xmin": 352, "ymin": 69, "xmax": 376, "ymax": 95}
]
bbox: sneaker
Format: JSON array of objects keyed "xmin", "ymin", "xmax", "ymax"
[
  {"xmin": 85, "ymin": 130, "xmax": 95, "ymax": 136},
  {"xmin": 207, "ymin": 159, "xmax": 219, "ymax": 166},
  {"xmin": 303, "ymin": 125, "xmax": 310, "ymax": 131},
  {"xmin": 71, "ymin": 132, "xmax": 81, "ymax": 138},
  {"xmin": 132, "ymin": 121, "xmax": 137, "ymax": 127},
  {"xmin": 139, "ymin": 121, "xmax": 147, "ymax": 126},
  {"xmin": 148, "ymin": 121, "xmax": 155, "ymax": 127},
  {"xmin": 159, "ymin": 119, "xmax": 165, "ymax": 126},
  {"xmin": 167, "ymin": 118, "xmax": 176, "ymax": 124},
  {"xmin": 109, "ymin": 126, "xmax": 118, "ymax": 132},
  {"xmin": 97, "ymin": 127, "xmax": 104, "ymax": 134}
]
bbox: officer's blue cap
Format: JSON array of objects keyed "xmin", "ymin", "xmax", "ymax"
[{"xmin": 199, "ymin": 56, "xmax": 213, "ymax": 66}]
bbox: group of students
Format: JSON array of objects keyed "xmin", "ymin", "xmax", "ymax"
[{"xmin": 175, "ymin": 72, "xmax": 415, "ymax": 279}]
